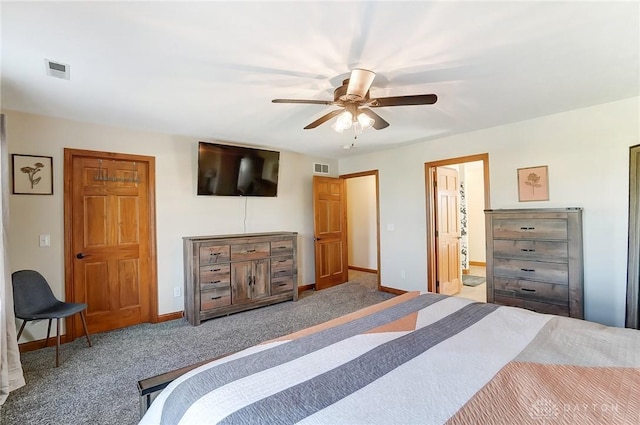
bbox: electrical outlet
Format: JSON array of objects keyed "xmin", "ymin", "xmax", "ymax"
[
  {"xmin": 400, "ymin": 270, "xmax": 406, "ymax": 279},
  {"xmin": 173, "ymin": 287, "xmax": 181, "ymax": 297}
]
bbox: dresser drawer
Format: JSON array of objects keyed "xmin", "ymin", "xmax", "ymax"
[
  {"xmin": 493, "ymin": 240, "xmax": 568, "ymax": 262},
  {"xmin": 271, "ymin": 277, "xmax": 293, "ymax": 294},
  {"xmin": 494, "ymin": 258, "xmax": 568, "ymax": 284},
  {"xmin": 199, "ymin": 264, "xmax": 230, "ymax": 290},
  {"xmin": 271, "ymin": 256, "xmax": 293, "ymax": 279},
  {"xmin": 494, "ymin": 277, "xmax": 568, "ymax": 305},
  {"xmin": 200, "ymin": 287, "xmax": 231, "ymax": 310},
  {"xmin": 494, "ymin": 295, "xmax": 569, "ymax": 317},
  {"xmin": 493, "ymin": 219, "xmax": 567, "ymax": 240},
  {"xmin": 271, "ymin": 240, "xmax": 293, "ymax": 256},
  {"xmin": 199, "ymin": 245, "xmax": 230, "ymax": 265},
  {"xmin": 231, "ymin": 243, "xmax": 270, "ymax": 260}
]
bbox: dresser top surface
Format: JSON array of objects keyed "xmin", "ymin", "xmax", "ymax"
[
  {"xmin": 183, "ymin": 231, "xmax": 297, "ymax": 241},
  {"xmin": 485, "ymin": 207, "xmax": 582, "ymax": 213}
]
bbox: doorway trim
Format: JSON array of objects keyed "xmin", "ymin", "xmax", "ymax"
[
  {"xmin": 340, "ymin": 170, "xmax": 382, "ymax": 290},
  {"xmin": 626, "ymin": 144, "xmax": 640, "ymax": 329},
  {"xmin": 63, "ymin": 148, "xmax": 159, "ymax": 339},
  {"xmin": 425, "ymin": 153, "xmax": 490, "ymax": 293}
]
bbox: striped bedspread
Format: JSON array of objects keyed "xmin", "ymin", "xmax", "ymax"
[{"xmin": 139, "ymin": 292, "xmax": 640, "ymax": 425}]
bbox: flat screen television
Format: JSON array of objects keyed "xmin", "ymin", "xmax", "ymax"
[{"xmin": 197, "ymin": 141, "xmax": 280, "ymax": 197}]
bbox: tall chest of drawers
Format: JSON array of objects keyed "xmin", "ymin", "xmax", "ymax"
[
  {"xmin": 183, "ymin": 232, "xmax": 298, "ymax": 325},
  {"xmin": 485, "ymin": 208, "xmax": 583, "ymax": 318}
]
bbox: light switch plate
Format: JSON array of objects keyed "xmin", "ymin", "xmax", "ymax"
[{"xmin": 39, "ymin": 234, "xmax": 51, "ymax": 247}]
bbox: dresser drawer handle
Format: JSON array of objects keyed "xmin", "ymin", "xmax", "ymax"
[
  {"xmin": 212, "ymin": 280, "xmax": 221, "ymax": 284},
  {"xmin": 520, "ymin": 268, "xmax": 536, "ymax": 272},
  {"xmin": 210, "ymin": 296, "xmax": 222, "ymax": 300},
  {"xmin": 521, "ymin": 288, "xmax": 536, "ymax": 292},
  {"xmin": 212, "ymin": 268, "xmax": 221, "ymax": 272},
  {"xmin": 210, "ymin": 252, "xmax": 220, "ymax": 256},
  {"xmin": 520, "ymin": 249, "xmax": 536, "ymax": 252},
  {"xmin": 246, "ymin": 249, "xmax": 256, "ymax": 253},
  {"xmin": 276, "ymin": 246, "xmax": 287, "ymax": 249},
  {"xmin": 278, "ymin": 259, "xmax": 287, "ymax": 263},
  {"xmin": 519, "ymin": 227, "xmax": 536, "ymax": 230},
  {"xmin": 277, "ymin": 283, "xmax": 287, "ymax": 286}
]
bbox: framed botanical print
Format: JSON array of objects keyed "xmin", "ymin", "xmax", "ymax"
[
  {"xmin": 517, "ymin": 165, "xmax": 549, "ymax": 202},
  {"xmin": 12, "ymin": 154, "xmax": 53, "ymax": 195}
]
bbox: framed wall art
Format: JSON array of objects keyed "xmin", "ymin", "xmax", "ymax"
[
  {"xmin": 12, "ymin": 154, "xmax": 53, "ymax": 195},
  {"xmin": 517, "ymin": 165, "xmax": 549, "ymax": 202}
]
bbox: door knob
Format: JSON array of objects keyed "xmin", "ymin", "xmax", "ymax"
[{"xmin": 76, "ymin": 253, "xmax": 86, "ymax": 259}]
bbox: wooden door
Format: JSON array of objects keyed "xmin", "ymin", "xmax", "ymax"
[
  {"xmin": 65, "ymin": 149, "xmax": 157, "ymax": 338},
  {"xmin": 436, "ymin": 167, "xmax": 462, "ymax": 295},
  {"xmin": 313, "ymin": 176, "xmax": 348, "ymax": 290}
]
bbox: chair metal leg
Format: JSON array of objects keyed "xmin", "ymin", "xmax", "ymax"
[
  {"xmin": 17, "ymin": 320, "xmax": 27, "ymax": 341},
  {"xmin": 79, "ymin": 311, "xmax": 92, "ymax": 347},
  {"xmin": 45, "ymin": 319, "xmax": 52, "ymax": 348},
  {"xmin": 55, "ymin": 318, "xmax": 60, "ymax": 368}
]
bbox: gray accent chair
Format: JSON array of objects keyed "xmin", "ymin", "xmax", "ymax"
[{"xmin": 12, "ymin": 270, "xmax": 92, "ymax": 367}]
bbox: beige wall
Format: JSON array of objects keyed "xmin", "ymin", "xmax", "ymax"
[
  {"xmin": 339, "ymin": 97, "xmax": 639, "ymax": 327},
  {"xmin": 4, "ymin": 110, "xmax": 337, "ymax": 341}
]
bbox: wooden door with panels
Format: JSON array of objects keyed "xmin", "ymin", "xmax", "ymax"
[
  {"xmin": 435, "ymin": 167, "xmax": 462, "ymax": 295},
  {"xmin": 64, "ymin": 149, "xmax": 158, "ymax": 338},
  {"xmin": 313, "ymin": 176, "xmax": 348, "ymax": 290}
]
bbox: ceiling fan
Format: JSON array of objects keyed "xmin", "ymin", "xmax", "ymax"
[{"xmin": 272, "ymin": 69, "xmax": 437, "ymax": 133}]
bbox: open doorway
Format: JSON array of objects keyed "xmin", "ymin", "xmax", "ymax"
[
  {"xmin": 343, "ymin": 170, "xmax": 381, "ymax": 291},
  {"xmin": 425, "ymin": 154, "xmax": 490, "ymax": 302}
]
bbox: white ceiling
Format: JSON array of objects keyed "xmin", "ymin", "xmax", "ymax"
[{"xmin": 1, "ymin": 1, "xmax": 638, "ymax": 159}]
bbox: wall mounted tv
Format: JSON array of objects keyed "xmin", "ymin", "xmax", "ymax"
[{"xmin": 197, "ymin": 141, "xmax": 280, "ymax": 197}]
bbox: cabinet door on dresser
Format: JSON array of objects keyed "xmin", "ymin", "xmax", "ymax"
[{"xmin": 231, "ymin": 259, "xmax": 270, "ymax": 303}]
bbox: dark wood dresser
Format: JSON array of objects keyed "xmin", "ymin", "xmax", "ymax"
[
  {"xmin": 183, "ymin": 232, "xmax": 298, "ymax": 325},
  {"xmin": 485, "ymin": 208, "xmax": 583, "ymax": 318}
]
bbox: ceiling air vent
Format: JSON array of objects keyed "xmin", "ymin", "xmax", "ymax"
[
  {"xmin": 44, "ymin": 59, "xmax": 70, "ymax": 80},
  {"xmin": 313, "ymin": 163, "xmax": 329, "ymax": 174}
]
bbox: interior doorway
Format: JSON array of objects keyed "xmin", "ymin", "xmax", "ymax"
[
  {"xmin": 312, "ymin": 170, "xmax": 382, "ymax": 292},
  {"xmin": 626, "ymin": 144, "xmax": 640, "ymax": 329},
  {"xmin": 343, "ymin": 170, "xmax": 380, "ymax": 290},
  {"xmin": 425, "ymin": 154, "xmax": 490, "ymax": 300}
]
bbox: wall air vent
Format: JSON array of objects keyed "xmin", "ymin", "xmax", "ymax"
[
  {"xmin": 313, "ymin": 163, "xmax": 330, "ymax": 174},
  {"xmin": 44, "ymin": 59, "xmax": 70, "ymax": 80}
]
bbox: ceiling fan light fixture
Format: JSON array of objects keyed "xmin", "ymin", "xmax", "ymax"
[
  {"xmin": 331, "ymin": 122, "xmax": 345, "ymax": 134},
  {"xmin": 335, "ymin": 111, "xmax": 353, "ymax": 131},
  {"xmin": 272, "ymin": 68, "xmax": 437, "ymax": 131},
  {"xmin": 357, "ymin": 112, "xmax": 374, "ymax": 129}
]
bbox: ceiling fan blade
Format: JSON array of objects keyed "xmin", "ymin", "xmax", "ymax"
[
  {"xmin": 304, "ymin": 109, "xmax": 344, "ymax": 129},
  {"xmin": 346, "ymin": 69, "xmax": 376, "ymax": 99},
  {"xmin": 272, "ymin": 99, "xmax": 334, "ymax": 105},
  {"xmin": 369, "ymin": 94, "xmax": 438, "ymax": 107},
  {"xmin": 360, "ymin": 108, "xmax": 390, "ymax": 130}
]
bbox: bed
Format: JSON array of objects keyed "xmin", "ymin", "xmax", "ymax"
[{"xmin": 138, "ymin": 292, "xmax": 640, "ymax": 424}]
